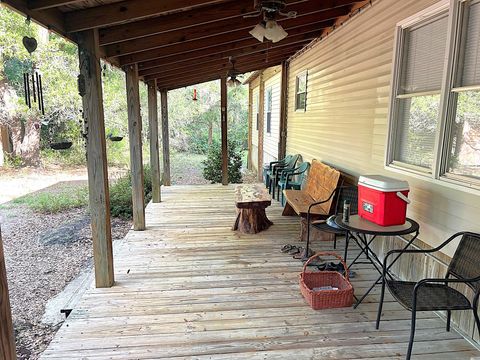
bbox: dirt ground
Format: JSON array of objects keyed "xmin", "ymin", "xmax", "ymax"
[{"xmin": 0, "ymin": 170, "xmax": 131, "ymax": 359}]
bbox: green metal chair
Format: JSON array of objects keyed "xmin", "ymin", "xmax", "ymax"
[{"xmin": 277, "ymin": 161, "xmax": 310, "ymax": 206}]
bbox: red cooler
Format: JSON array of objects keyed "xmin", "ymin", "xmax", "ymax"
[{"xmin": 358, "ymin": 175, "xmax": 410, "ymax": 226}]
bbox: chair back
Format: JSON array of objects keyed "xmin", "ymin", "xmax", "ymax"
[
  {"xmin": 294, "ymin": 162, "xmax": 310, "ymax": 185},
  {"xmin": 335, "ymin": 186, "xmax": 358, "ymax": 216},
  {"xmin": 448, "ymin": 232, "xmax": 480, "ymax": 292},
  {"xmin": 286, "ymin": 154, "xmax": 300, "ymax": 168}
]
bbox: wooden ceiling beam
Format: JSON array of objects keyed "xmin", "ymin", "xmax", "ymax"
[
  {"xmin": 146, "ymin": 53, "xmax": 291, "ymax": 84},
  {"xmin": 137, "ymin": 26, "xmax": 325, "ymax": 71},
  {"xmin": 99, "ymin": 0, "xmax": 262, "ymax": 46},
  {"xmin": 98, "ymin": 0, "xmax": 361, "ymax": 46},
  {"xmin": 2, "ymin": 0, "xmax": 66, "ymax": 34},
  {"xmin": 64, "ymin": 0, "xmax": 231, "ymax": 32},
  {"xmin": 155, "ymin": 58, "xmax": 286, "ymax": 90},
  {"xmin": 105, "ymin": 5, "xmax": 350, "ymax": 58},
  {"xmin": 28, "ymin": 0, "xmax": 82, "ymax": 11},
  {"xmin": 118, "ymin": 15, "xmax": 337, "ymax": 66},
  {"xmin": 139, "ymin": 42, "xmax": 306, "ymax": 77}
]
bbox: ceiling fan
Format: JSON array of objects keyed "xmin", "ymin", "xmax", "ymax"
[
  {"xmin": 226, "ymin": 57, "xmax": 243, "ymax": 87},
  {"xmin": 246, "ymin": 0, "xmax": 297, "ymax": 43}
]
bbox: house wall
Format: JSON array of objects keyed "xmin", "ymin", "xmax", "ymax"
[
  {"xmin": 285, "ymin": 0, "xmax": 480, "ymax": 343},
  {"xmin": 248, "ymin": 66, "xmax": 282, "ymax": 173},
  {"xmin": 263, "ymin": 72, "xmax": 282, "ymax": 166}
]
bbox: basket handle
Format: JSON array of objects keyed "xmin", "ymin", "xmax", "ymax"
[{"xmin": 302, "ymin": 251, "xmax": 350, "ymax": 282}]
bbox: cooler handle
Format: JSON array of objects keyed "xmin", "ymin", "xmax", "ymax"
[{"xmin": 396, "ymin": 191, "xmax": 411, "ymax": 204}]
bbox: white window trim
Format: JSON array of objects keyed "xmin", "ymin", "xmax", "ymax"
[
  {"xmin": 385, "ymin": 0, "xmax": 480, "ymax": 194},
  {"xmin": 295, "ymin": 70, "xmax": 308, "ymax": 112},
  {"xmin": 266, "ymin": 86, "xmax": 273, "ymax": 135}
]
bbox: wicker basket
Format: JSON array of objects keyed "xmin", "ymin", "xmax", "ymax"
[{"xmin": 299, "ymin": 252, "xmax": 354, "ymax": 310}]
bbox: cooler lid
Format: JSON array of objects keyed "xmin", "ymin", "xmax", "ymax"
[{"xmin": 358, "ymin": 175, "xmax": 409, "ymax": 192}]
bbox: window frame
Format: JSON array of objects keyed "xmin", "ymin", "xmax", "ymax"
[
  {"xmin": 295, "ymin": 70, "xmax": 308, "ymax": 112},
  {"xmin": 266, "ymin": 86, "xmax": 272, "ymax": 134},
  {"xmin": 386, "ymin": 0, "xmax": 480, "ymax": 192}
]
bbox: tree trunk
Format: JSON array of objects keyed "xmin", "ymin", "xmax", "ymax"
[{"xmin": 9, "ymin": 117, "xmax": 40, "ymax": 166}]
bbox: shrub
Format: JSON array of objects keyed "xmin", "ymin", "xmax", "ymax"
[
  {"xmin": 109, "ymin": 165, "xmax": 153, "ymax": 219},
  {"xmin": 203, "ymin": 141, "xmax": 243, "ymax": 184}
]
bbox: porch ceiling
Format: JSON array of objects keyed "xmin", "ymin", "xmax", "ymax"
[{"xmin": 3, "ymin": 0, "xmax": 368, "ymax": 89}]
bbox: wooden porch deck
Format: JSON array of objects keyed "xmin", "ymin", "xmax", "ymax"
[{"xmin": 41, "ymin": 184, "xmax": 480, "ymax": 359}]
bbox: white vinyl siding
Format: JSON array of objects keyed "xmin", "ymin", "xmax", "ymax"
[
  {"xmin": 286, "ymin": 0, "xmax": 480, "ymax": 257},
  {"xmin": 263, "ymin": 73, "xmax": 281, "ymax": 165}
]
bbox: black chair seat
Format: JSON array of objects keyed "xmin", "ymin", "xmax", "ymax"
[
  {"xmin": 387, "ymin": 280, "xmax": 472, "ymax": 311},
  {"xmin": 312, "ymin": 215, "xmax": 346, "ymax": 234}
]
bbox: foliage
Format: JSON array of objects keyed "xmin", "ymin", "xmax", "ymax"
[
  {"xmin": 0, "ymin": 5, "xmax": 248, "ymax": 175},
  {"xmin": 12, "ymin": 186, "xmax": 88, "ymax": 213},
  {"xmin": 109, "ymin": 165, "xmax": 153, "ymax": 219},
  {"xmin": 41, "ymin": 145, "xmax": 86, "ymax": 167},
  {"xmin": 203, "ymin": 141, "xmax": 243, "ymax": 184},
  {"xmin": 168, "ymin": 82, "xmax": 249, "ymax": 154}
]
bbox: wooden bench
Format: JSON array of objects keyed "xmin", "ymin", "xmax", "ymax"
[
  {"xmin": 282, "ymin": 159, "xmax": 341, "ymax": 217},
  {"xmin": 233, "ymin": 184, "xmax": 273, "ymax": 234}
]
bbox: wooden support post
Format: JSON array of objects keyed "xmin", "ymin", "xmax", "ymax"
[
  {"xmin": 220, "ymin": 76, "xmax": 228, "ymax": 185},
  {"xmin": 148, "ymin": 80, "xmax": 161, "ymax": 203},
  {"xmin": 125, "ymin": 64, "xmax": 146, "ymax": 231},
  {"xmin": 278, "ymin": 61, "xmax": 288, "ymax": 160},
  {"xmin": 160, "ymin": 90, "xmax": 171, "ymax": 186},
  {"xmin": 257, "ymin": 72, "xmax": 265, "ymax": 182},
  {"xmin": 247, "ymin": 83, "xmax": 253, "ymax": 171},
  {"xmin": 0, "ymin": 227, "xmax": 16, "ymax": 360},
  {"xmin": 77, "ymin": 29, "xmax": 114, "ymax": 288}
]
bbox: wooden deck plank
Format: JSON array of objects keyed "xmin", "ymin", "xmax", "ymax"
[{"xmin": 40, "ymin": 184, "xmax": 480, "ymax": 359}]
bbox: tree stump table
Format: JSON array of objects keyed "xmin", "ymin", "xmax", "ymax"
[{"xmin": 233, "ymin": 184, "xmax": 273, "ymax": 234}]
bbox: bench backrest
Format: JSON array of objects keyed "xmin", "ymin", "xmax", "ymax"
[{"xmin": 304, "ymin": 159, "xmax": 341, "ymax": 214}]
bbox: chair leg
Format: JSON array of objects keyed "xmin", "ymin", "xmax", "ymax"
[
  {"xmin": 406, "ymin": 310, "xmax": 417, "ymax": 360},
  {"xmin": 333, "ymin": 234, "xmax": 337, "ymax": 250},
  {"xmin": 277, "ymin": 184, "xmax": 280, "ymax": 202},
  {"xmin": 343, "ymin": 232, "xmax": 350, "ymax": 263},
  {"xmin": 281, "ymin": 187, "xmax": 285, "ymax": 206},
  {"xmin": 446, "ymin": 310, "xmax": 451, "ymax": 332},
  {"xmin": 473, "ymin": 306, "xmax": 480, "ymax": 336},
  {"xmin": 376, "ymin": 271, "xmax": 386, "ymax": 330}
]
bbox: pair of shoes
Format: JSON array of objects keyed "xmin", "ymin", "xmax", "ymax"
[
  {"xmin": 281, "ymin": 244, "xmax": 293, "ymax": 253},
  {"xmin": 316, "ymin": 262, "xmax": 357, "ymax": 278}
]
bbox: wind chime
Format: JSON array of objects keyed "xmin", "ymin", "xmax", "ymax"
[{"xmin": 22, "ymin": 24, "xmax": 45, "ymax": 115}]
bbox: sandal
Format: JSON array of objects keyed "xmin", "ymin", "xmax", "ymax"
[
  {"xmin": 281, "ymin": 244, "xmax": 293, "ymax": 253},
  {"xmin": 288, "ymin": 246, "xmax": 300, "ymax": 255}
]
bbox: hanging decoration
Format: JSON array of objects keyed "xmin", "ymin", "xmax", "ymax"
[
  {"xmin": 22, "ymin": 18, "xmax": 45, "ymax": 115},
  {"xmin": 107, "ymin": 133, "xmax": 124, "ymax": 142},
  {"xmin": 193, "ymin": 88, "xmax": 198, "ymax": 101}
]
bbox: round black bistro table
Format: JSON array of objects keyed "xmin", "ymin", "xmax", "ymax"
[{"xmin": 334, "ymin": 214, "xmax": 420, "ymax": 308}]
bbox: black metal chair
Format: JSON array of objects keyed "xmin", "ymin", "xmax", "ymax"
[
  {"xmin": 304, "ymin": 186, "xmax": 358, "ymax": 261},
  {"xmin": 303, "ymin": 185, "xmax": 357, "ymax": 261},
  {"xmin": 376, "ymin": 231, "xmax": 480, "ymax": 360}
]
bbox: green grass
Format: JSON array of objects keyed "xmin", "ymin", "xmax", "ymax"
[{"xmin": 11, "ymin": 187, "xmax": 89, "ymax": 214}]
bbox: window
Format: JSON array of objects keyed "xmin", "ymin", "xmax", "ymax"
[
  {"xmin": 266, "ymin": 87, "xmax": 272, "ymax": 134},
  {"xmin": 255, "ymin": 93, "xmax": 259, "ymax": 131},
  {"xmin": 387, "ymin": 0, "xmax": 480, "ymax": 189},
  {"xmin": 295, "ymin": 71, "xmax": 307, "ymax": 111}
]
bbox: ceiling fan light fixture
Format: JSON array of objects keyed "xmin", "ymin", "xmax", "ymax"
[
  {"xmin": 264, "ymin": 20, "xmax": 288, "ymax": 43},
  {"xmin": 249, "ymin": 22, "xmax": 266, "ymax": 42},
  {"xmin": 227, "ymin": 77, "xmax": 242, "ymax": 87}
]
